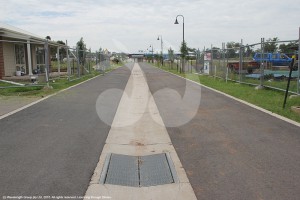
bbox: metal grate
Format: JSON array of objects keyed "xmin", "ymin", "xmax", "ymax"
[{"xmin": 100, "ymin": 153, "xmax": 178, "ymax": 187}]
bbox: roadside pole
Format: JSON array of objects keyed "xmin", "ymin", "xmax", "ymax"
[
  {"xmin": 239, "ymin": 39, "xmax": 243, "ymax": 82},
  {"xmin": 226, "ymin": 44, "xmax": 229, "ymax": 83},
  {"xmin": 57, "ymin": 47, "xmax": 60, "ymax": 77},
  {"xmin": 203, "ymin": 46, "xmax": 205, "ymax": 73},
  {"xmin": 223, "ymin": 43, "xmax": 228, "ymax": 82},
  {"xmin": 89, "ymin": 49, "xmax": 91, "ymax": 74},
  {"xmin": 259, "ymin": 38, "xmax": 265, "ymax": 88},
  {"xmin": 211, "ymin": 44, "xmax": 213, "ymax": 76},
  {"xmin": 77, "ymin": 46, "xmax": 80, "ymax": 78},
  {"xmin": 66, "ymin": 40, "xmax": 70, "ymax": 81},
  {"xmin": 298, "ymin": 27, "xmax": 300, "ymax": 94},
  {"xmin": 44, "ymin": 39, "xmax": 50, "ymax": 87},
  {"xmin": 214, "ymin": 65, "xmax": 216, "ymax": 80}
]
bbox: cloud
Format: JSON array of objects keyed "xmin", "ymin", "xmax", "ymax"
[{"xmin": 1, "ymin": 0, "xmax": 299, "ymax": 52}]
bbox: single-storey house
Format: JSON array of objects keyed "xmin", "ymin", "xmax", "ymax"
[{"xmin": 0, "ymin": 23, "xmax": 62, "ymax": 79}]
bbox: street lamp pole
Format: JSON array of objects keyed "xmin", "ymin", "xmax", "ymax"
[
  {"xmin": 174, "ymin": 15, "xmax": 184, "ymax": 43},
  {"xmin": 150, "ymin": 45, "xmax": 154, "ymax": 63},
  {"xmin": 175, "ymin": 15, "xmax": 185, "ymax": 73},
  {"xmin": 157, "ymin": 35, "xmax": 163, "ymax": 66}
]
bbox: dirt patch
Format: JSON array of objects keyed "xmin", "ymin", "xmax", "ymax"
[{"xmin": 129, "ymin": 140, "xmax": 145, "ymax": 146}]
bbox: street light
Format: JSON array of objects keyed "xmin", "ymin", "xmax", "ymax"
[
  {"xmin": 149, "ymin": 45, "xmax": 154, "ymax": 63},
  {"xmin": 174, "ymin": 15, "xmax": 184, "ymax": 43},
  {"xmin": 157, "ymin": 35, "xmax": 163, "ymax": 66},
  {"xmin": 174, "ymin": 15, "xmax": 185, "ymax": 73}
]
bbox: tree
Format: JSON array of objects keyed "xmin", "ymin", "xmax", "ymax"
[
  {"xmin": 279, "ymin": 41, "xmax": 298, "ymax": 54},
  {"xmin": 154, "ymin": 53, "xmax": 160, "ymax": 63},
  {"xmin": 187, "ymin": 47, "xmax": 196, "ymax": 53},
  {"xmin": 226, "ymin": 42, "xmax": 240, "ymax": 58},
  {"xmin": 264, "ymin": 37, "xmax": 279, "ymax": 53},
  {"xmin": 168, "ymin": 48, "xmax": 174, "ymax": 61},
  {"xmin": 245, "ymin": 44, "xmax": 254, "ymax": 58},
  {"xmin": 168, "ymin": 48, "xmax": 175, "ymax": 68},
  {"xmin": 77, "ymin": 37, "xmax": 87, "ymax": 65},
  {"xmin": 112, "ymin": 57, "xmax": 120, "ymax": 64},
  {"xmin": 180, "ymin": 41, "xmax": 188, "ymax": 59},
  {"xmin": 211, "ymin": 47, "xmax": 220, "ymax": 59},
  {"xmin": 57, "ymin": 40, "xmax": 66, "ymax": 61}
]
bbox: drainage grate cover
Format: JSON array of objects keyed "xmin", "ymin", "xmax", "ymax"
[
  {"xmin": 104, "ymin": 154, "xmax": 139, "ymax": 187},
  {"xmin": 139, "ymin": 154, "xmax": 174, "ymax": 187},
  {"xmin": 100, "ymin": 153, "xmax": 178, "ymax": 187}
]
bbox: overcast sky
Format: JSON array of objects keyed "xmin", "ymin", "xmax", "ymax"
[{"xmin": 1, "ymin": 0, "xmax": 299, "ymax": 53}]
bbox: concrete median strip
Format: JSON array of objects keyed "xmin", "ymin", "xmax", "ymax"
[{"xmin": 85, "ymin": 63, "xmax": 197, "ymax": 199}]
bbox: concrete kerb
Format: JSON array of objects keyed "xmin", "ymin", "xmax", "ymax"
[
  {"xmin": 0, "ymin": 74, "xmax": 102, "ymax": 120},
  {"xmin": 154, "ymin": 66, "xmax": 300, "ymax": 128}
]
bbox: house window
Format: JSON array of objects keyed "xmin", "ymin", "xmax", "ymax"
[
  {"xmin": 15, "ymin": 44, "xmax": 25, "ymax": 65},
  {"xmin": 36, "ymin": 47, "xmax": 45, "ymax": 65},
  {"xmin": 35, "ymin": 46, "xmax": 45, "ymax": 73}
]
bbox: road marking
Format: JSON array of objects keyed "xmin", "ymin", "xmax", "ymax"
[{"xmin": 85, "ymin": 63, "xmax": 197, "ymax": 199}]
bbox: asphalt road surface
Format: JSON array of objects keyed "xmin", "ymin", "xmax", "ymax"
[
  {"xmin": 0, "ymin": 64, "xmax": 132, "ymax": 197},
  {"xmin": 1, "ymin": 62, "xmax": 300, "ymax": 200},
  {"xmin": 140, "ymin": 62, "xmax": 300, "ymax": 200}
]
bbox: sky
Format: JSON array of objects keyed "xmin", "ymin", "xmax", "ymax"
[{"xmin": 1, "ymin": 0, "xmax": 299, "ymax": 53}]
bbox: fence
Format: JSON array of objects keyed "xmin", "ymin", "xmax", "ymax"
[
  {"xmin": 0, "ymin": 38, "xmax": 112, "ymax": 86},
  {"xmin": 183, "ymin": 33, "xmax": 300, "ymax": 95}
]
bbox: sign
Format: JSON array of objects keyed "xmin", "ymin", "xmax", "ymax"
[
  {"xmin": 204, "ymin": 61, "xmax": 210, "ymax": 74},
  {"xmin": 204, "ymin": 53, "xmax": 211, "ymax": 61}
]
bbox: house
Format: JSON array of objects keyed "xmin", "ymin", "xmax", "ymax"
[{"xmin": 0, "ymin": 23, "xmax": 62, "ymax": 79}]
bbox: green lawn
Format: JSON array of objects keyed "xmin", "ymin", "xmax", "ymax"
[
  {"xmin": 0, "ymin": 82, "xmax": 15, "ymax": 87},
  {"xmin": 0, "ymin": 63, "xmax": 123, "ymax": 97},
  {"xmin": 153, "ymin": 63, "xmax": 300, "ymax": 123}
]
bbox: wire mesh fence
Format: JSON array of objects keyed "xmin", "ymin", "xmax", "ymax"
[
  {"xmin": 0, "ymin": 38, "xmax": 113, "ymax": 87},
  {"xmin": 187, "ymin": 36, "xmax": 300, "ymax": 95}
]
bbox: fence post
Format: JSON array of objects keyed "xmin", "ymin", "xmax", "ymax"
[
  {"xmin": 258, "ymin": 38, "xmax": 265, "ymax": 89},
  {"xmin": 298, "ymin": 27, "xmax": 300, "ymax": 94},
  {"xmin": 214, "ymin": 65, "xmax": 216, "ymax": 79},
  {"xmin": 222, "ymin": 43, "xmax": 226, "ymax": 80},
  {"xmin": 57, "ymin": 46, "xmax": 60, "ymax": 77},
  {"xmin": 76, "ymin": 46, "xmax": 80, "ymax": 78},
  {"xmin": 239, "ymin": 39, "xmax": 243, "ymax": 82},
  {"xmin": 226, "ymin": 43, "xmax": 229, "ymax": 82},
  {"xmin": 203, "ymin": 46, "xmax": 205, "ymax": 73},
  {"xmin": 44, "ymin": 39, "xmax": 50, "ymax": 87},
  {"xmin": 211, "ymin": 44, "xmax": 213, "ymax": 76},
  {"xmin": 66, "ymin": 40, "xmax": 70, "ymax": 81}
]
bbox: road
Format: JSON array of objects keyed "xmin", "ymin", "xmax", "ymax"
[
  {"xmin": 140, "ymin": 62, "xmax": 300, "ymax": 200},
  {"xmin": 1, "ymin": 62, "xmax": 300, "ymax": 200},
  {"xmin": 0, "ymin": 64, "xmax": 132, "ymax": 196}
]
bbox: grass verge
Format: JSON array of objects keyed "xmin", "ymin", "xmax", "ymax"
[
  {"xmin": 0, "ymin": 63, "xmax": 123, "ymax": 98},
  {"xmin": 152, "ymin": 63, "xmax": 300, "ymax": 123}
]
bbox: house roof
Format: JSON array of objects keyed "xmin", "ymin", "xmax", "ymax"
[{"xmin": 0, "ymin": 23, "xmax": 61, "ymax": 46}]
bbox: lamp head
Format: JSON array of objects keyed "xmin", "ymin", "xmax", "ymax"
[{"xmin": 174, "ymin": 18, "xmax": 179, "ymax": 24}]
